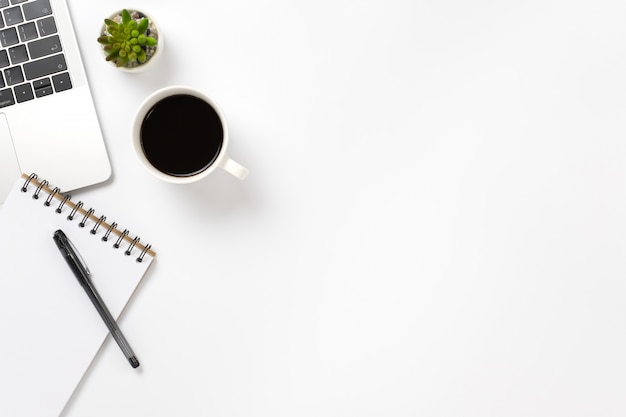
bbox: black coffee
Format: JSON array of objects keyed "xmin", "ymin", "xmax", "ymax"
[{"xmin": 140, "ymin": 94, "xmax": 224, "ymax": 177}]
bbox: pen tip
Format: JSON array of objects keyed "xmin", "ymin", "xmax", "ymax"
[{"xmin": 129, "ymin": 356, "xmax": 140, "ymax": 368}]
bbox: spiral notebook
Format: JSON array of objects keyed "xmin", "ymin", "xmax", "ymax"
[{"xmin": 0, "ymin": 173, "xmax": 156, "ymax": 417}]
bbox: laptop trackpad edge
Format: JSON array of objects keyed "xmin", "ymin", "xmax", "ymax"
[{"xmin": 0, "ymin": 113, "xmax": 21, "ymax": 206}]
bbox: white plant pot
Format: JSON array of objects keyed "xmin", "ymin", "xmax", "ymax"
[{"xmin": 99, "ymin": 9, "xmax": 162, "ymax": 72}]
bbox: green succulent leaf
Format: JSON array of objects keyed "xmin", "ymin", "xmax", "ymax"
[
  {"xmin": 105, "ymin": 49, "xmax": 120, "ymax": 61},
  {"xmin": 137, "ymin": 18, "xmax": 149, "ymax": 34},
  {"xmin": 121, "ymin": 9, "xmax": 131, "ymax": 25},
  {"xmin": 99, "ymin": 9, "xmax": 158, "ymax": 67}
]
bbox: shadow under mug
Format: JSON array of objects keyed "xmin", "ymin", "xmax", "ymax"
[{"xmin": 131, "ymin": 86, "xmax": 248, "ymax": 183}]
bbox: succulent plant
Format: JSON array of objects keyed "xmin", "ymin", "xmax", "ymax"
[{"xmin": 97, "ymin": 9, "xmax": 157, "ymax": 67}]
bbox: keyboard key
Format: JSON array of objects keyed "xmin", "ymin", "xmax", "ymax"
[
  {"xmin": 18, "ymin": 21, "xmax": 36, "ymax": 41},
  {"xmin": 34, "ymin": 77, "xmax": 52, "ymax": 97},
  {"xmin": 52, "ymin": 72, "xmax": 70, "ymax": 92},
  {"xmin": 0, "ymin": 0, "xmax": 8, "ymax": 8},
  {"xmin": 3, "ymin": 5, "xmax": 22, "ymax": 25},
  {"xmin": 8, "ymin": 44, "xmax": 27, "ymax": 64},
  {"xmin": 23, "ymin": 53, "xmax": 66, "ymax": 79},
  {"xmin": 35, "ymin": 85, "xmax": 52, "ymax": 97},
  {"xmin": 37, "ymin": 15, "xmax": 56, "ymax": 35},
  {"xmin": 32, "ymin": 76, "xmax": 50, "ymax": 89},
  {"xmin": 0, "ymin": 50, "xmax": 9, "ymax": 68},
  {"xmin": 23, "ymin": 0, "xmax": 51, "ymax": 21},
  {"xmin": 4, "ymin": 65, "xmax": 23, "ymax": 85},
  {"xmin": 0, "ymin": 88, "xmax": 14, "ymax": 107},
  {"xmin": 10, "ymin": 0, "xmax": 28, "ymax": 4},
  {"xmin": 0, "ymin": 26, "xmax": 18, "ymax": 46},
  {"xmin": 28, "ymin": 34, "xmax": 61, "ymax": 59},
  {"xmin": 13, "ymin": 82, "xmax": 33, "ymax": 102}
]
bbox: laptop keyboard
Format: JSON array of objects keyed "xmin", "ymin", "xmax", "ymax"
[{"xmin": 0, "ymin": 0, "xmax": 71, "ymax": 108}]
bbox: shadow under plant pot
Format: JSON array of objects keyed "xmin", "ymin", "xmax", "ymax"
[{"xmin": 98, "ymin": 9, "xmax": 162, "ymax": 72}]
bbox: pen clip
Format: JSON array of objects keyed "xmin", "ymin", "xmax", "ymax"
[
  {"xmin": 54, "ymin": 229, "xmax": 91, "ymax": 277},
  {"xmin": 66, "ymin": 234, "xmax": 91, "ymax": 277}
]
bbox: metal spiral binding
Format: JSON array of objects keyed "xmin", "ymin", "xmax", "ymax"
[
  {"xmin": 79, "ymin": 208, "xmax": 95, "ymax": 228},
  {"xmin": 91, "ymin": 215, "xmax": 106, "ymax": 235},
  {"xmin": 22, "ymin": 173, "xmax": 154, "ymax": 261},
  {"xmin": 113, "ymin": 229, "xmax": 129, "ymax": 249},
  {"xmin": 56, "ymin": 193, "xmax": 71, "ymax": 213},
  {"xmin": 137, "ymin": 244, "xmax": 151, "ymax": 263},
  {"xmin": 67, "ymin": 201, "xmax": 83, "ymax": 221},
  {"xmin": 32, "ymin": 180, "xmax": 48, "ymax": 200},
  {"xmin": 21, "ymin": 173, "xmax": 37, "ymax": 192},
  {"xmin": 125, "ymin": 236, "xmax": 140, "ymax": 256},
  {"xmin": 102, "ymin": 222, "xmax": 117, "ymax": 242},
  {"xmin": 44, "ymin": 187, "xmax": 60, "ymax": 207}
]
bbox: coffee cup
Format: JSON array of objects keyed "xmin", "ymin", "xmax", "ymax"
[{"xmin": 131, "ymin": 86, "xmax": 248, "ymax": 183}]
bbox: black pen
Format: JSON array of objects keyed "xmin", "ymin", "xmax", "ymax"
[{"xmin": 53, "ymin": 229, "xmax": 140, "ymax": 368}]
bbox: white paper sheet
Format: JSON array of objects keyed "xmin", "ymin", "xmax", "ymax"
[{"xmin": 0, "ymin": 174, "xmax": 155, "ymax": 417}]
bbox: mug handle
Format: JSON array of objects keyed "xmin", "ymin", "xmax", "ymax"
[{"xmin": 219, "ymin": 155, "xmax": 249, "ymax": 180}]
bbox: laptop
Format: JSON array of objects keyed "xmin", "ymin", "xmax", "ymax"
[{"xmin": 0, "ymin": 0, "xmax": 111, "ymax": 205}]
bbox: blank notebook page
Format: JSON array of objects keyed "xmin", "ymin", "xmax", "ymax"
[{"xmin": 0, "ymin": 174, "xmax": 155, "ymax": 417}]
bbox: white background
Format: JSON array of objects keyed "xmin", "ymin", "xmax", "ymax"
[{"xmin": 62, "ymin": 0, "xmax": 626, "ymax": 416}]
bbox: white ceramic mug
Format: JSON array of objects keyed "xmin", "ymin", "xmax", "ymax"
[{"xmin": 131, "ymin": 86, "xmax": 248, "ymax": 183}]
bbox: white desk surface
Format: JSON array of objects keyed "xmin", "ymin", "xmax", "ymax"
[{"xmin": 61, "ymin": 0, "xmax": 626, "ymax": 416}]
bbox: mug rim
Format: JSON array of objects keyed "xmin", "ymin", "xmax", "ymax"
[{"xmin": 131, "ymin": 85, "xmax": 230, "ymax": 184}]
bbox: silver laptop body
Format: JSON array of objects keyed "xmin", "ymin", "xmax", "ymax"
[{"xmin": 0, "ymin": 0, "xmax": 111, "ymax": 204}]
